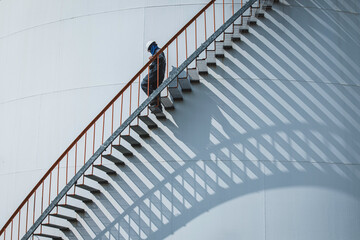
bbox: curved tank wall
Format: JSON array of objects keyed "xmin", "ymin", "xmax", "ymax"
[
  {"xmin": 0, "ymin": 0, "xmax": 212, "ymax": 227},
  {"xmin": 1, "ymin": 0, "xmax": 360, "ymax": 239}
]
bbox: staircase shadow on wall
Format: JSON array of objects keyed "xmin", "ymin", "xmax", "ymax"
[{"xmin": 83, "ymin": 3, "xmax": 360, "ymax": 240}]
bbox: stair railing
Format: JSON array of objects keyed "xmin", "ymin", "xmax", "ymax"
[{"xmin": 0, "ymin": 0, "xmax": 260, "ymax": 239}]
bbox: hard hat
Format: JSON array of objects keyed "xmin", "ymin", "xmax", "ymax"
[{"xmin": 146, "ymin": 41, "xmax": 156, "ymax": 51}]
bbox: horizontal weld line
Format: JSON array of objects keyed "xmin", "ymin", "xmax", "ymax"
[
  {"xmin": 1, "ymin": 159, "xmax": 358, "ymax": 177},
  {"xmin": 0, "ymin": 82, "xmax": 129, "ymax": 105},
  {"xmin": 0, "ymin": 3, "xmax": 226, "ymax": 40}
]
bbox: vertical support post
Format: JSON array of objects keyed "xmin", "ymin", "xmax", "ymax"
[
  {"xmin": 204, "ymin": 11, "xmax": 207, "ymax": 41},
  {"xmin": 232, "ymin": 0, "xmax": 234, "ymax": 15},
  {"xmin": 33, "ymin": 192, "xmax": 36, "ymax": 225},
  {"xmin": 223, "ymin": 0, "xmax": 225, "ymax": 24},
  {"xmin": 213, "ymin": 3, "xmax": 216, "ymax": 34},
  {"xmin": 26, "ymin": 201, "xmax": 29, "ymax": 232},
  {"xmin": 157, "ymin": 56, "xmax": 159, "ymax": 106},
  {"xmin": 17, "ymin": 211, "xmax": 20, "ymax": 240},
  {"xmin": 195, "ymin": 19, "xmax": 197, "ymax": 50},
  {"xmin": 83, "ymin": 132, "xmax": 87, "ymax": 182}
]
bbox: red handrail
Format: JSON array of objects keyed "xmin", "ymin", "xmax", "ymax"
[{"xmin": 0, "ymin": 0, "xmax": 216, "ymax": 237}]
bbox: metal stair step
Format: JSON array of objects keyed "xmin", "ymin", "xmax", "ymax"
[
  {"xmin": 66, "ymin": 194, "xmax": 93, "ymax": 203},
  {"xmin": 247, "ymin": 17, "xmax": 257, "ymax": 25},
  {"xmin": 262, "ymin": 3, "xmax": 272, "ymax": 10},
  {"xmin": 57, "ymin": 204, "xmax": 85, "ymax": 213},
  {"xmin": 130, "ymin": 125, "xmax": 150, "ymax": 138},
  {"xmin": 178, "ymin": 76, "xmax": 192, "ymax": 92},
  {"xmin": 76, "ymin": 184, "xmax": 101, "ymax": 193},
  {"xmin": 177, "ymin": 66, "xmax": 192, "ymax": 91},
  {"xmin": 153, "ymin": 111, "xmax": 166, "ymax": 119},
  {"xmin": 187, "ymin": 68, "xmax": 200, "ymax": 83},
  {"xmin": 102, "ymin": 154, "xmax": 125, "ymax": 165},
  {"xmin": 223, "ymin": 34, "xmax": 233, "ymax": 49},
  {"xmin": 197, "ymin": 59, "xmax": 208, "ymax": 74},
  {"xmin": 263, "ymin": 0, "xmax": 274, "ymax": 9},
  {"xmin": 168, "ymin": 66, "xmax": 184, "ymax": 101},
  {"xmin": 232, "ymin": 25, "xmax": 242, "ymax": 41},
  {"xmin": 121, "ymin": 135, "xmax": 141, "ymax": 147},
  {"xmin": 33, "ymin": 233, "xmax": 63, "ymax": 240},
  {"xmin": 112, "ymin": 144, "xmax": 133, "ymax": 156},
  {"xmin": 94, "ymin": 165, "xmax": 117, "ymax": 175},
  {"xmin": 255, "ymin": 9, "xmax": 265, "ymax": 18},
  {"xmin": 239, "ymin": 24, "xmax": 249, "ymax": 33},
  {"xmin": 215, "ymin": 41, "xmax": 225, "ymax": 58},
  {"xmin": 84, "ymin": 174, "xmax": 108, "ymax": 184},
  {"xmin": 160, "ymin": 96, "xmax": 174, "ymax": 110},
  {"xmin": 168, "ymin": 86, "xmax": 183, "ymax": 101},
  {"xmin": 50, "ymin": 214, "xmax": 77, "ymax": 222},
  {"xmin": 206, "ymin": 50, "xmax": 216, "ymax": 66},
  {"xmin": 42, "ymin": 223, "xmax": 69, "ymax": 231}
]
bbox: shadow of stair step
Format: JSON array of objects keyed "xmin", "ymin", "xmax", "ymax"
[
  {"xmin": 33, "ymin": 233, "xmax": 63, "ymax": 240},
  {"xmin": 57, "ymin": 204, "xmax": 85, "ymax": 213},
  {"xmin": 49, "ymin": 214, "xmax": 77, "ymax": 222},
  {"xmin": 84, "ymin": 174, "xmax": 108, "ymax": 184},
  {"xmin": 66, "ymin": 194, "xmax": 93, "ymax": 203},
  {"xmin": 247, "ymin": 17, "xmax": 257, "ymax": 25},
  {"xmin": 112, "ymin": 144, "xmax": 133, "ymax": 156},
  {"xmin": 94, "ymin": 165, "xmax": 117, "ymax": 175},
  {"xmin": 130, "ymin": 125, "xmax": 150, "ymax": 138},
  {"xmin": 102, "ymin": 154, "xmax": 125, "ymax": 165},
  {"xmin": 76, "ymin": 184, "xmax": 101, "ymax": 193},
  {"xmin": 120, "ymin": 135, "xmax": 141, "ymax": 147},
  {"xmin": 42, "ymin": 223, "xmax": 69, "ymax": 231}
]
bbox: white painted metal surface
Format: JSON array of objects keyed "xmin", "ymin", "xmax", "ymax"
[{"xmin": 1, "ymin": 0, "xmax": 360, "ymax": 239}]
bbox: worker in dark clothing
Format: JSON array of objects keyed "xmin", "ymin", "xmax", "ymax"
[{"xmin": 141, "ymin": 41, "xmax": 166, "ymax": 112}]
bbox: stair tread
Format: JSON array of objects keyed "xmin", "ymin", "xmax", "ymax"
[
  {"xmin": 94, "ymin": 165, "xmax": 117, "ymax": 175},
  {"xmin": 197, "ymin": 59, "xmax": 208, "ymax": 74},
  {"xmin": 33, "ymin": 233, "xmax": 63, "ymax": 240},
  {"xmin": 160, "ymin": 97, "xmax": 174, "ymax": 110},
  {"xmin": 168, "ymin": 86, "xmax": 184, "ymax": 101},
  {"xmin": 153, "ymin": 111, "xmax": 166, "ymax": 119},
  {"xmin": 187, "ymin": 68, "xmax": 200, "ymax": 83},
  {"xmin": 178, "ymin": 76, "xmax": 192, "ymax": 92},
  {"xmin": 215, "ymin": 42, "xmax": 225, "ymax": 58},
  {"xmin": 66, "ymin": 194, "xmax": 92, "ymax": 203},
  {"xmin": 76, "ymin": 184, "xmax": 101, "ymax": 193},
  {"xmin": 57, "ymin": 204, "xmax": 85, "ymax": 212},
  {"xmin": 84, "ymin": 174, "xmax": 108, "ymax": 184},
  {"xmin": 42, "ymin": 223, "xmax": 69, "ymax": 231},
  {"xmin": 206, "ymin": 51, "xmax": 217, "ymax": 66},
  {"xmin": 102, "ymin": 154, "xmax": 125, "ymax": 165},
  {"xmin": 112, "ymin": 144, "xmax": 134, "ymax": 156},
  {"xmin": 50, "ymin": 213, "xmax": 77, "ymax": 222},
  {"xmin": 120, "ymin": 135, "xmax": 141, "ymax": 147},
  {"xmin": 130, "ymin": 125, "xmax": 150, "ymax": 138}
]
